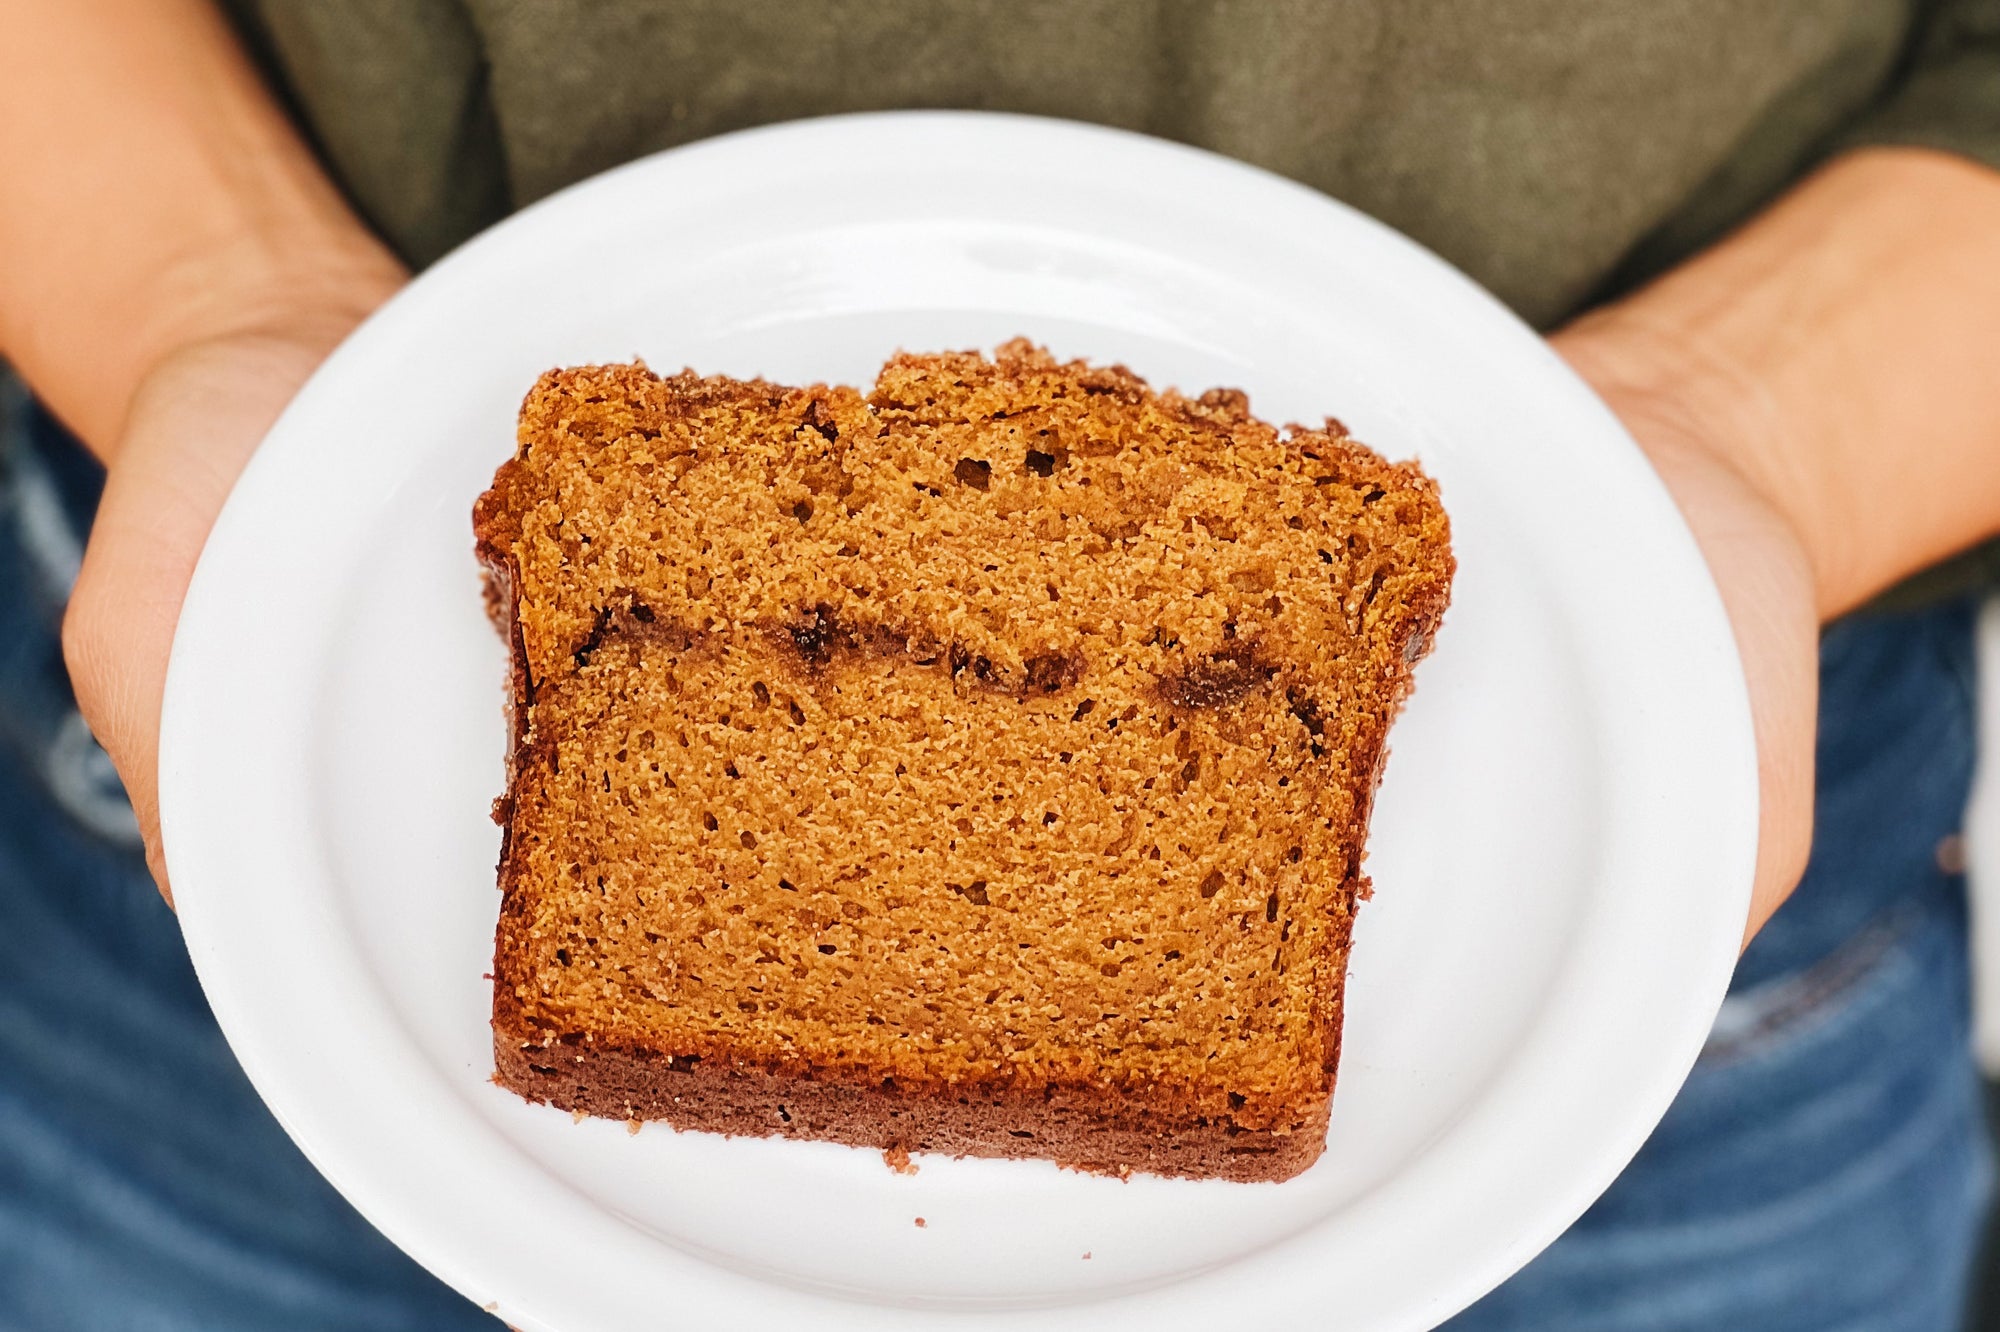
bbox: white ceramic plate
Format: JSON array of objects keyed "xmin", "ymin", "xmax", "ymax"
[{"xmin": 160, "ymin": 113, "xmax": 1755, "ymax": 1332}]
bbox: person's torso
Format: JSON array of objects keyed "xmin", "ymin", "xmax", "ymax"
[{"xmin": 231, "ymin": 0, "xmax": 1922, "ymax": 326}]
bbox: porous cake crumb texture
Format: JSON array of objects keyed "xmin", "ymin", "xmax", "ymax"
[{"xmin": 474, "ymin": 341, "xmax": 1452, "ymax": 1181}]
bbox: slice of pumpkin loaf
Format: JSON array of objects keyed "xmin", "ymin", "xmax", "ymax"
[{"xmin": 473, "ymin": 340, "xmax": 1452, "ymax": 1182}]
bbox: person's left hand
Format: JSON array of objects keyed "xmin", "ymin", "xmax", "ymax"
[{"xmin": 1551, "ymin": 314, "xmax": 1821, "ymax": 945}]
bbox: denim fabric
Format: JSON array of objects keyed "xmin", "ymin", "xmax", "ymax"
[
  {"xmin": 1449, "ymin": 599, "xmax": 1993, "ymax": 1328},
  {"xmin": 0, "ymin": 379, "xmax": 1989, "ymax": 1329},
  {"xmin": 0, "ymin": 385, "xmax": 494, "ymax": 1330}
]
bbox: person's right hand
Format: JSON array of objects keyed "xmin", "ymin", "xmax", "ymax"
[{"xmin": 63, "ymin": 283, "xmax": 401, "ymax": 903}]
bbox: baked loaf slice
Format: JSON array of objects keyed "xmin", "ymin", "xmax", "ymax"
[{"xmin": 473, "ymin": 341, "xmax": 1451, "ymax": 1182}]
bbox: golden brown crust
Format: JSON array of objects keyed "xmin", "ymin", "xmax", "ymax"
[{"xmin": 475, "ymin": 341, "xmax": 1452, "ymax": 1182}]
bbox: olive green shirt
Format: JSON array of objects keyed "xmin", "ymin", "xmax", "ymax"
[
  {"xmin": 226, "ymin": 0, "xmax": 2000, "ymax": 594},
  {"xmin": 228, "ymin": 0, "xmax": 2000, "ymax": 315}
]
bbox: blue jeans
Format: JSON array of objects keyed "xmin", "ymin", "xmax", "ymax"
[
  {"xmin": 0, "ymin": 388, "xmax": 493, "ymax": 1330},
  {"xmin": 0, "ymin": 384, "xmax": 1989, "ymax": 1329},
  {"xmin": 1449, "ymin": 592, "xmax": 1994, "ymax": 1328}
]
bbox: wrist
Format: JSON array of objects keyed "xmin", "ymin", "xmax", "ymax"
[
  {"xmin": 105, "ymin": 223, "xmax": 406, "ymax": 455},
  {"xmin": 3, "ymin": 207, "xmax": 405, "ymax": 463},
  {"xmin": 1552, "ymin": 304, "xmax": 1845, "ymax": 618},
  {"xmin": 1559, "ymin": 150, "xmax": 2000, "ymax": 621}
]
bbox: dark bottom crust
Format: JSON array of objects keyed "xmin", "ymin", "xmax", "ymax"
[{"xmin": 493, "ymin": 1026, "xmax": 1330, "ymax": 1183}]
